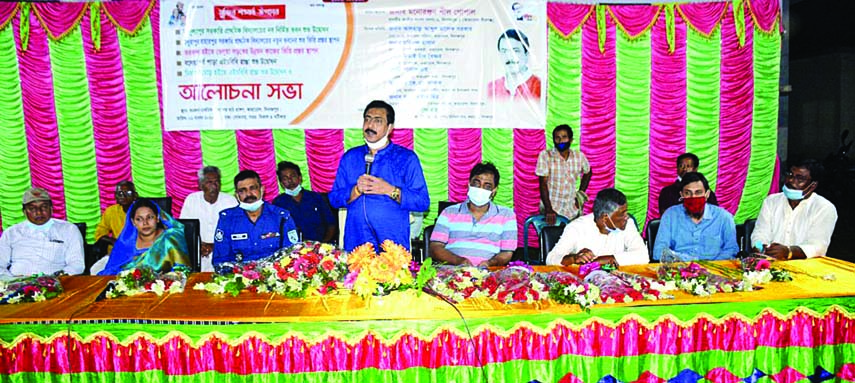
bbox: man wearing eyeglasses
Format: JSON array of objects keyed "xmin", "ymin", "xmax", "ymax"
[
  {"xmin": 0, "ymin": 188, "xmax": 84, "ymax": 278},
  {"xmin": 329, "ymin": 100, "xmax": 430, "ymax": 251},
  {"xmin": 94, "ymin": 181, "xmax": 137, "ymax": 255},
  {"xmin": 752, "ymin": 159, "xmax": 837, "ymax": 259},
  {"xmin": 653, "ymin": 172, "xmax": 738, "ymax": 261}
]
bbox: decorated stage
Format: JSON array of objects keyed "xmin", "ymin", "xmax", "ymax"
[{"xmin": 2, "ymin": 257, "xmax": 855, "ymax": 382}]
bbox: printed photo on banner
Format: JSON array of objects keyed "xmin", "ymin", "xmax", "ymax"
[{"xmin": 159, "ymin": 0, "xmax": 546, "ymax": 130}]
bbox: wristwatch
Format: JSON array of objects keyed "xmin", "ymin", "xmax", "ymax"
[
  {"xmin": 389, "ymin": 187, "xmax": 400, "ymax": 200},
  {"xmin": 786, "ymin": 247, "xmax": 793, "ymax": 260}
]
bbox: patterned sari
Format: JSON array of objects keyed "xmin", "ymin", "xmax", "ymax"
[{"xmin": 98, "ymin": 202, "xmax": 189, "ymax": 275}]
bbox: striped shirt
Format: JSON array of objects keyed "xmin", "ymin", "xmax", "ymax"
[
  {"xmin": 536, "ymin": 148, "xmax": 590, "ymax": 219},
  {"xmin": 430, "ymin": 201, "xmax": 517, "ymax": 264}
]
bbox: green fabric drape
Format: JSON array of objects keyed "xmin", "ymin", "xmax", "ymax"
[
  {"xmin": 343, "ymin": 128, "xmax": 362, "ymax": 151},
  {"xmin": 482, "ymin": 129, "xmax": 514, "ymax": 208},
  {"xmin": 685, "ymin": 27, "xmax": 721, "ymax": 191},
  {"xmin": 0, "ymin": 24, "xmax": 29, "ymax": 230},
  {"xmin": 414, "ymin": 128, "xmax": 448, "ymax": 224},
  {"xmin": 614, "ymin": 32, "xmax": 652, "ymax": 225},
  {"xmin": 546, "ymin": 28, "xmax": 583, "ymax": 152},
  {"xmin": 272, "ymin": 130, "xmax": 310, "ymax": 193},
  {"xmin": 117, "ymin": 19, "xmax": 166, "ymax": 198},
  {"xmin": 200, "ymin": 130, "xmax": 239, "ymax": 195},
  {"xmin": 734, "ymin": 23, "xmax": 780, "ymax": 222},
  {"xmin": 49, "ymin": 25, "xmax": 100, "ymax": 241}
]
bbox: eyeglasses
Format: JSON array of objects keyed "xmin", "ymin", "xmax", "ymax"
[
  {"xmin": 785, "ymin": 172, "xmax": 810, "ymax": 184},
  {"xmin": 116, "ymin": 190, "xmax": 136, "ymax": 197},
  {"xmin": 363, "ymin": 116, "xmax": 386, "ymax": 125}
]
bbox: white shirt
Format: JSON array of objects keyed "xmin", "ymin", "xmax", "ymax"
[
  {"xmin": 545, "ymin": 214, "xmax": 649, "ymax": 266},
  {"xmin": 751, "ymin": 192, "xmax": 837, "ymax": 258},
  {"xmin": 179, "ymin": 191, "xmax": 238, "ymax": 272},
  {"xmin": 0, "ymin": 219, "xmax": 85, "ymax": 279}
]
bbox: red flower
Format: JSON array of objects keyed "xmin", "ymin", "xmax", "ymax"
[
  {"xmin": 133, "ymin": 269, "xmax": 142, "ymax": 280},
  {"xmin": 248, "ymin": 285, "xmax": 258, "ymax": 293},
  {"xmin": 512, "ymin": 290, "xmax": 527, "ymax": 302},
  {"xmin": 320, "ymin": 259, "xmax": 335, "ymax": 272},
  {"xmin": 144, "ymin": 282, "xmax": 153, "ymax": 290}
]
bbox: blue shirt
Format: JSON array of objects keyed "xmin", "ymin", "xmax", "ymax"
[
  {"xmin": 272, "ymin": 190, "xmax": 335, "ymax": 242},
  {"xmin": 329, "ymin": 143, "xmax": 430, "ymax": 251},
  {"xmin": 212, "ymin": 203, "xmax": 299, "ymax": 266},
  {"xmin": 653, "ymin": 203, "xmax": 739, "ymax": 261}
]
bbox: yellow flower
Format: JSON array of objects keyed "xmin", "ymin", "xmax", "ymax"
[
  {"xmin": 348, "ymin": 242, "xmax": 376, "ymax": 272},
  {"xmin": 353, "ymin": 272, "xmax": 378, "ymax": 298},
  {"xmin": 367, "ymin": 256, "xmax": 397, "ymax": 283},
  {"xmin": 279, "ymin": 257, "xmax": 292, "ymax": 268}
]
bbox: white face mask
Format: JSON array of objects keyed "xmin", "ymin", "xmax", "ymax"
[
  {"xmin": 27, "ymin": 218, "xmax": 54, "ymax": 232},
  {"xmin": 605, "ymin": 215, "xmax": 622, "ymax": 234},
  {"xmin": 239, "ymin": 200, "xmax": 264, "ymax": 212},
  {"xmin": 467, "ymin": 186, "xmax": 493, "ymax": 207},
  {"xmin": 366, "ymin": 131, "xmax": 390, "ymax": 150},
  {"xmin": 284, "ymin": 184, "xmax": 302, "ymax": 197}
]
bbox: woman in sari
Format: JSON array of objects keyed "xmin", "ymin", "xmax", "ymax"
[{"xmin": 98, "ymin": 199, "xmax": 190, "ymax": 275}]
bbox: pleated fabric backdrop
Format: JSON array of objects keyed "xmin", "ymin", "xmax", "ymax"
[{"xmin": 0, "ymin": 1, "xmax": 782, "ymax": 248}]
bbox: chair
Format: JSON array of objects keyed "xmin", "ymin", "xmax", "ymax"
[
  {"xmin": 646, "ymin": 219, "xmax": 661, "ymax": 262},
  {"xmin": 537, "ymin": 225, "xmax": 566, "ymax": 264},
  {"xmin": 74, "ymin": 222, "xmax": 97, "ymax": 275},
  {"xmin": 178, "ymin": 218, "xmax": 201, "ymax": 272},
  {"xmin": 735, "ymin": 222, "xmax": 745, "ymax": 251},
  {"xmin": 522, "ymin": 214, "xmax": 572, "ymax": 263},
  {"xmin": 422, "ymin": 224, "xmax": 435, "ymax": 262},
  {"xmin": 143, "ymin": 196, "xmax": 173, "ymax": 215},
  {"xmin": 742, "ymin": 218, "xmax": 757, "ymax": 251}
]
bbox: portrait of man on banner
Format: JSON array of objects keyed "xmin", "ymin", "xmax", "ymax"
[{"xmin": 487, "ymin": 28, "xmax": 541, "ymax": 101}]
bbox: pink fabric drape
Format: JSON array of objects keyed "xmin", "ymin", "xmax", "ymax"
[
  {"xmin": 31, "ymin": 3, "xmax": 86, "ymax": 40},
  {"xmin": 547, "ymin": 4, "xmax": 592, "ymax": 36},
  {"xmin": 236, "ymin": 130, "xmax": 279, "ymax": 201},
  {"xmin": 608, "ymin": 5, "xmax": 660, "ymax": 38},
  {"xmin": 579, "ymin": 14, "xmax": 617, "ymax": 214},
  {"xmin": 748, "ymin": 0, "xmax": 781, "ymax": 33},
  {"xmin": 392, "ymin": 128, "xmax": 414, "ymax": 151},
  {"xmin": 82, "ymin": 9, "xmax": 134, "ymax": 211},
  {"xmin": 152, "ymin": 2, "xmax": 203, "ymax": 216},
  {"xmin": 769, "ymin": 155, "xmax": 781, "ymax": 195},
  {"xmin": 677, "ymin": 3, "xmax": 729, "ymax": 36},
  {"xmin": 716, "ymin": 5, "xmax": 754, "ymax": 215},
  {"xmin": 513, "ymin": 128, "xmax": 544, "ymax": 245},
  {"xmin": 647, "ymin": 10, "xmax": 688, "ymax": 224},
  {"xmin": 103, "ymin": 0, "xmax": 153, "ymax": 34},
  {"xmin": 305, "ymin": 130, "xmax": 343, "ymax": 193},
  {"xmin": 0, "ymin": 3, "xmax": 17, "ymax": 29},
  {"xmin": 447, "ymin": 129, "xmax": 481, "ymax": 203},
  {"xmin": 15, "ymin": 12, "xmax": 67, "ymax": 220}
]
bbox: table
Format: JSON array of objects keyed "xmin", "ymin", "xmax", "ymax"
[{"xmin": 2, "ymin": 258, "xmax": 855, "ymax": 382}]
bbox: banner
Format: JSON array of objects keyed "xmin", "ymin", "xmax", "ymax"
[{"xmin": 160, "ymin": 0, "xmax": 547, "ymax": 130}]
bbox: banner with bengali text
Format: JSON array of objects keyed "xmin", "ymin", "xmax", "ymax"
[{"xmin": 160, "ymin": 0, "xmax": 547, "ymax": 130}]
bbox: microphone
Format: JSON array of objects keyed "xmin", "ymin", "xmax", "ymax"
[{"xmin": 364, "ymin": 152, "xmax": 375, "ymax": 175}]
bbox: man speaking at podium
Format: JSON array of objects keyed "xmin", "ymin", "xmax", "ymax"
[{"xmin": 330, "ymin": 100, "xmax": 430, "ymax": 251}]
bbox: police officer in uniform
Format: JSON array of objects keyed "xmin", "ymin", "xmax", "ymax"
[{"xmin": 212, "ymin": 170, "xmax": 299, "ymax": 268}]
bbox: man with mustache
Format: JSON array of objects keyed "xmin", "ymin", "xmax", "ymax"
[
  {"xmin": 486, "ymin": 29, "xmax": 541, "ymax": 100},
  {"xmin": 751, "ymin": 159, "xmax": 837, "ymax": 259},
  {"xmin": 212, "ymin": 170, "xmax": 299, "ymax": 268},
  {"xmin": 653, "ymin": 172, "xmax": 738, "ymax": 261},
  {"xmin": 330, "ymin": 100, "xmax": 430, "ymax": 251}
]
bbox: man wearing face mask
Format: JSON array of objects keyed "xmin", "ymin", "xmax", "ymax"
[
  {"xmin": 273, "ymin": 161, "xmax": 336, "ymax": 243},
  {"xmin": 752, "ymin": 159, "xmax": 837, "ymax": 259},
  {"xmin": 653, "ymin": 172, "xmax": 738, "ymax": 261},
  {"xmin": 536, "ymin": 124, "xmax": 591, "ymax": 224},
  {"xmin": 179, "ymin": 166, "xmax": 237, "ymax": 272},
  {"xmin": 0, "ymin": 188, "xmax": 84, "ymax": 278},
  {"xmin": 429, "ymin": 163, "xmax": 517, "ymax": 267},
  {"xmin": 657, "ymin": 153, "xmax": 719, "ymax": 218},
  {"xmin": 546, "ymin": 188, "xmax": 647, "ymax": 267},
  {"xmin": 330, "ymin": 100, "xmax": 430, "ymax": 251},
  {"xmin": 212, "ymin": 170, "xmax": 299, "ymax": 268}
]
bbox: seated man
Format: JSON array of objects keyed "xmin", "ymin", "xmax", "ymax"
[
  {"xmin": 752, "ymin": 159, "xmax": 837, "ymax": 259},
  {"xmin": 658, "ymin": 153, "xmax": 718, "ymax": 217},
  {"xmin": 212, "ymin": 170, "xmax": 299, "ymax": 268},
  {"xmin": 653, "ymin": 172, "xmax": 738, "ymax": 261},
  {"xmin": 272, "ymin": 161, "xmax": 336, "ymax": 243},
  {"xmin": 0, "ymin": 188, "xmax": 84, "ymax": 278},
  {"xmin": 546, "ymin": 188, "xmax": 648, "ymax": 267},
  {"xmin": 430, "ymin": 162, "xmax": 517, "ymax": 267},
  {"xmin": 94, "ymin": 181, "xmax": 136, "ymax": 255},
  {"xmin": 179, "ymin": 166, "xmax": 238, "ymax": 271}
]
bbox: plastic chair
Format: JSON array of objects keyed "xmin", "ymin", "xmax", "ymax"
[
  {"xmin": 142, "ymin": 196, "xmax": 173, "ymax": 216},
  {"xmin": 742, "ymin": 218, "xmax": 757, "ymax": 251},
  {"xmin": 522, "ymin": 214, "xmax": 572, "ymax": 263},
  {"xmin": 537, "ymin": 225, "xmax": 566, "ymax": 264},
  {"xmin": 645, "ymin": 219, "xmax": 661, "ymax": 263},
  {"xmin": 177, "ymin": 218, "xmax": 200, "ymax": 272},
  {"xmin": 422, "ymin": 225, "xmax": 435, "ymax": 263}
]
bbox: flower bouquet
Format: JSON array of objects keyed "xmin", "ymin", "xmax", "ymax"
[
  {"xmin": 345, "ymin": 240, "xmax": 435, "ymax": 298},
  {"xmin": 195, "ymin": 241, "xmax": 348, "ymax": 297},
  {"xmin": 656, "ymin": 261, "xmax": 748, "ymax": 296},
  {"xmin": 740, "ymin": 257, "xmax": 773, "ymax": 285},
  {"xmin": 488, "ymin": 264, "xmax": 549, "ymax": 304},
  {"xmin": 106, "ymin": 266, "xmax": 187, "ymax": 298},
  {"xmin": 542, "ymin": 271, "xmax": 601, "ymax": 309},
  {"xmin": 426, "ymin": 265, "xmax": 492, "ymax": 303},
  {"xmin": 0, "ymin": 274, "xmax": 63, "ymax": 304}
]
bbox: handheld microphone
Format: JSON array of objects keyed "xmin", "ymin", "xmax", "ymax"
[{"xmin": 364, "ymin": 152, "xmax": 375, "ymax": 175}]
